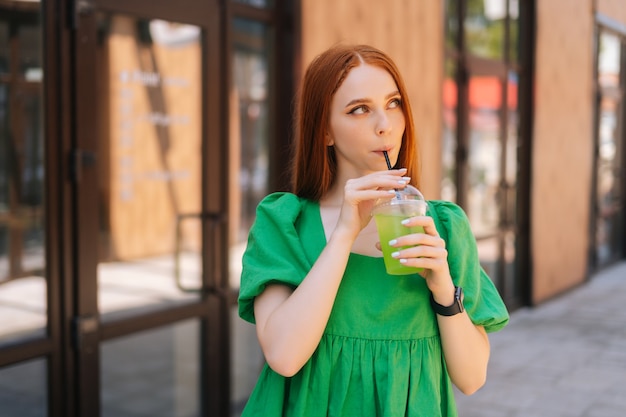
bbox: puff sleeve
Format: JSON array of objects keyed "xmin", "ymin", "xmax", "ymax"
[{"xmin": 238, "ymin": 192, "xmax": 313, "ymax": 324}]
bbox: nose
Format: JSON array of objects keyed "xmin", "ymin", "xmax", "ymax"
[{"xmin": 376, "ymin": 111, "xmax": 392, "ymax": 136}]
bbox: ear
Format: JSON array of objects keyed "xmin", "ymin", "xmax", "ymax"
[{"xmin": 325, "ymin": 133, "xmax": 334, "ymax": 146}]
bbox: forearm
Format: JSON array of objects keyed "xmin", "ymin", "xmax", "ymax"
[
  {"xmin": 392, "ymin": 208, "xmax": 492, "ymax": 393},
  {"xmin": 256, "ymin": 227, "xmax": 354, "ymax": 376},
  {"xmin": 436, "ymin": 311, "xmax": 490, "ymax": 395}
]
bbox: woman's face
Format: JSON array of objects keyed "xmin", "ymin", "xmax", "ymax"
[{"xmin": 327, "ymin": 63, "xmax": 406, "ymax": 178}]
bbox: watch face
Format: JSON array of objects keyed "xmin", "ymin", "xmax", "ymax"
[{"xmin": 455, "ymin": 286, "xmax": 464, "ymax": 313}]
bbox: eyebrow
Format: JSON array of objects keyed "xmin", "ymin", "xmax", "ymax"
[{"xmin": 343, "ymin": 90, "xmax": 401, "ymax": 109}]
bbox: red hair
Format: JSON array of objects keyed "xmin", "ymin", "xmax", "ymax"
[{"xmin": 291, "ymin": 44, "xmax": 420, "ymax": 201}]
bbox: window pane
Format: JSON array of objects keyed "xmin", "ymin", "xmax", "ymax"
[
  {"xmin": 230, "ymin": 305, "xmax": 264, "ymax": 416},
  {"xmin": 476, "ymin": 236, "xmax": 500, "ymax": 285},
  {"xmin": 0, "ymin": 19, "xmax": 8, "ymax": 74},
  {"xmin": 465, "ymin": 0, "xmax": 506, "ymax": 60},
  {"xmin": 503, "ymin": 230, "xmax": 516, "ymax": 299},
  {"xmin": 228, "ymin": 17, "xmax": 272, "ymax": 415},
  {"xmin": 445, "ymin": 0, "xmax": 459, "ymax": 52},
  {"xmin": 0, "ymin": 358, "xmax": 47, "ymax": 417},
  {"xmin": 466, "ymin": 75, "xmax": 502, "ymax": 236},
  {"xmin": 19, "ymin": 24, "xmax": 42, "ymax": 80},
  {"xmin": 0, "ymin": 85, "xmax": 8, "ymax": 244},
  {"xmin": 508, "ymin": 0, "xmax": 519, "ymax": 63},
  {"xmin": 598, "ymin": 32, "xmax": 622, "ymax": 89},
  {"xmin": 95, "ymin": 14, "xmax": 204, "ymax": 321},
  {"xmin": 595, "ymin": 31, "xmax": 625, "ymax": 266},
  {"xmin": 101, "ymin": 320, "xmax": 200, "ymax": 417},
  {"xmin": 0, "ymin": 11, "xmax": 46, "ymax": 348},
  {"xmin": 505, "ymin": 71, "xmax": 519, "ymax": 223},
  {"xmin": 229, "ymin": 18, "xmax": 272, "ymax": 289}
]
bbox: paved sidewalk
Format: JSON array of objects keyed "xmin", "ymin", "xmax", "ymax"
[{"xmin": 455, "ymin": 261, "xmax": 626, "ymax": 417}]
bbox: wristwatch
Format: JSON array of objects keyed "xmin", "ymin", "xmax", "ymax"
[{"xmin": 430, "ymin": 286, "xmax": 464, "ymax": 316}]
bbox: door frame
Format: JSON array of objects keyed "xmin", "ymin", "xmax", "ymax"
[{"xmin": 66, "ymin": 1, "xmax": 230, "ymax": 416}]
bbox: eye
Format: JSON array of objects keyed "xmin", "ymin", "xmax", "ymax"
[
  {"xmin": 348, "ymin": 105, "xmax": 369, "ymax": 115},
  {"xmin": 388, "ymin": 98, "xmax": 402, "ymax": 109}
]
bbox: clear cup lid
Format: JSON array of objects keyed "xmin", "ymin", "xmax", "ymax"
[
  {"xmin": 390, "ymin": 185, "xmax": 424, "ymax": 202},
  {"xmin": 373, "ymin": 185, "xmax": 427, "ymax": 210}
]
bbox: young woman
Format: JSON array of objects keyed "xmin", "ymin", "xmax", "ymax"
[{"xmin": 238, "ymin": 44, "xmax": 509, "ymax": 416}]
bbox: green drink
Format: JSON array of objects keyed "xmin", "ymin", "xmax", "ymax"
[
  {"xmin": 374, "ymin": 212, "xmax": 425, "ymax": 275},
  {"xmin": 372, "ymin": 186, "xmax": 427, "ymax": 275}
]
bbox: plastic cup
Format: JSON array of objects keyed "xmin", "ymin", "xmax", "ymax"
[{"xmin": 372, "ymin": 185, "xmax": 428, "ymax": 275}]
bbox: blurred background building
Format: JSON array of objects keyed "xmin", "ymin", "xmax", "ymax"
[{"xmin": 0, "ymin": 0, "xmax": 624, "ymax": 416}]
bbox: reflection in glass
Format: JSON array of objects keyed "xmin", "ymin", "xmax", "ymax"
[
  {"xmin": 95, "ymin": 14, "xmax": 203, "ymax": 321},
  {"xmin": 595, "ymin": 31, "xmax": 624, "ymax": 265},
  {"xmin": 233, "ymin": 0, "xmax": 272, "ymax": 8},
  {"xmin": 508, "ymin": 0, "xmax": 519, "ymax": 63},
  {"xmin": 0, "ymin": 358, "xmax": 47, "ymax": 417},
  {"xmin": 476, "ymin": 237, "xmax": 499, "ymax": 282},
  {"xmin": 101, "ymin": 320, "xmax": 200, "ymax": 417},
  {"xmin": 503, "ymin": 230, "xmax": 516, "ymax": 300},
  {"xmin": 230, "ymin": 305, "xmax": 264, "ymax": 416},
  {"xmin": 505, "ymin": 71, "xmax": 519, "ymax": 223},
  {"xmin": 0, "ymin": 8, "xmax": 46, "ymax": 347},
  {"xmin": 467, "ymin": 75, "xmax": 502, "ymax": 236},
  {"xmin": 465, "ymin": 0, "xmax": 506, "ymax": 60},
  {"xmin": 19, "ymin": 25, "xmax": 42, "ymax": 80},
  {"xmin": 0, "ymin": 20, "xmax": 8, "ymax": 73},
  {"xmin": 229, "ymin": 18, "xmax": 271, "ymax": 290},
  {"xmin": 505, "ymin": 72, "xmax": 518, "ymax": 184},
  {"xmin": 229, "ymin": 17, "xmax": 272, "ymax": 415},
  {"xmin": 444, "ymin": 0, "xmax": 459, "ymax": 52},
  {"xmin": 598, "ymin": 32, "xmax": 621, "ymax": 89}
]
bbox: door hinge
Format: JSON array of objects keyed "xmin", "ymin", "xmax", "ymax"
[
  {"xmin": 70, "ymin": 149, "xmax": 97, "ymax": 184},
  {"xmin": 72, "ymin": 315, "xmax": 99, "ymax": 351},
  {"xmin": 69, "ymin": 0, "xmax": 95, "ymax": 30}
]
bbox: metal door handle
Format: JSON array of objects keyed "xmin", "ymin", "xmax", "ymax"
[{"xmin": 174, "ymin": 212, "xmax": 224, "ymax": 294}]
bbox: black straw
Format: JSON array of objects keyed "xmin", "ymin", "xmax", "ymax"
[
  {"xmin": 383, "ymin": 151, "xmax": 401, "ymax": 198},
  {"xmin": 383, "ymin": 151, "xmax": 392, "ymax": 170}
]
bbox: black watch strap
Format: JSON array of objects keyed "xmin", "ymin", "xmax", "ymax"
[{"xmin": 430, "ymin": 286, "xmax": 464, "ymax": 316}]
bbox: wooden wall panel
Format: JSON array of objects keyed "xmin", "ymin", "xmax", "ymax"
[
  {"xmin": 532, "ymin": 0, "xmax": 595, "ymax": 302},
  {"xmin": 597, "ymin": 0, "xmax": 626, "ymax": 26}
]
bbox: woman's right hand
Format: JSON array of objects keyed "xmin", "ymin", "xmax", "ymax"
[{"xmin": 335, "ymin": 168, "xmax": 410, "ymax": 237}]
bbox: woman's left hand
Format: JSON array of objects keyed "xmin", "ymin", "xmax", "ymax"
[{"xmin": 388, "ymin": 215, "xmax": 454, "ymax": 295}]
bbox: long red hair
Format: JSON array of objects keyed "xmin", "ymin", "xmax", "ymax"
[{"xmin": 291, "ymin": 44, "xmax": 420, "ymax": 201}]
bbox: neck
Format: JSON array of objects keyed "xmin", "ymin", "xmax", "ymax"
[{"xmin": 320, "ymin": 183, "xmax": 344, "ymax": 206}]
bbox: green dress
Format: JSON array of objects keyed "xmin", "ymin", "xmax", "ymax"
[{"xmin": 238, "ymin": 193, "xmax": 509, "ymax": 417}]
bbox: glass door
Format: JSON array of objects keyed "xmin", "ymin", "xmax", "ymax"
[
  {"xmin": 443, "ymin": 0, "xmax": 530, "ymax": 308},
  {"xmin": 72, "ymin": 1, "xmax": 228, "ymax": 416},
  {"xmin": 592, "ymin": 28, "xmax": 626, "ymax": 269}
]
